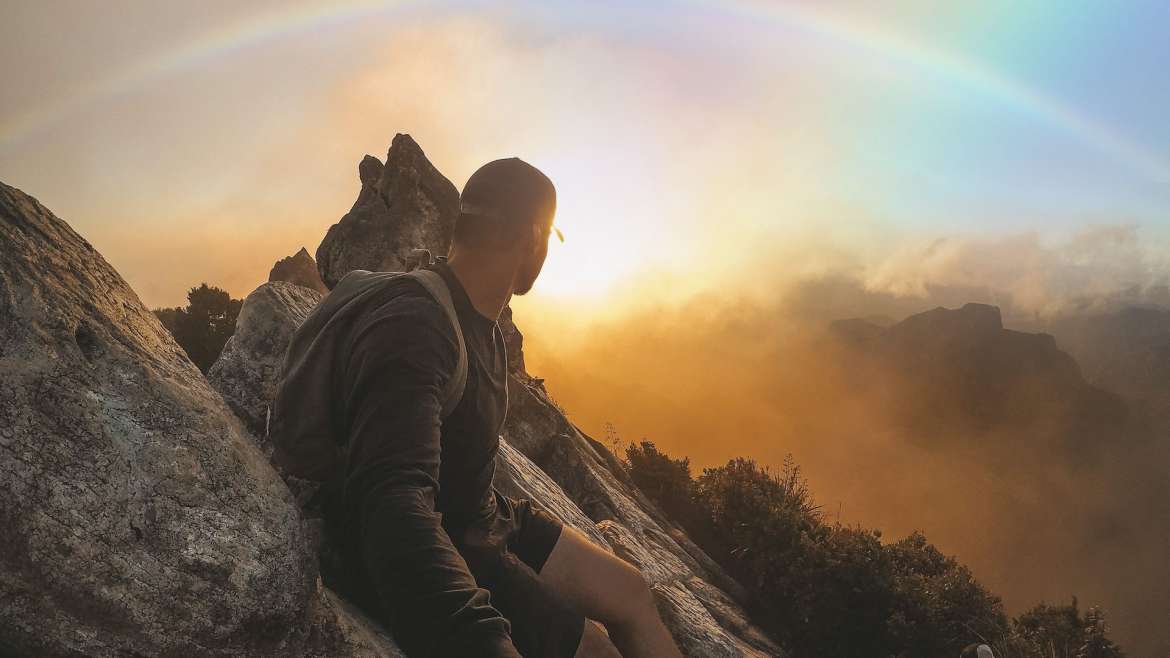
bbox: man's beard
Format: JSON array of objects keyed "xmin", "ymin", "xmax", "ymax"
[
  {"xmin": 513, "ymin": 277, "xmax": 535, "ymax": 295},
  {"xmin": 512, "ymin": 268, "xmax": 538, "ymax": 295}
]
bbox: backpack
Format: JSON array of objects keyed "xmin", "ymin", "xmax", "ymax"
[
  {"xmin": 266, "ymin": 251, "xmax": 470, "ymax": 595},
  {"xmin": 269, "ymin": 250, "xmax": 468, "ymax": 486}
]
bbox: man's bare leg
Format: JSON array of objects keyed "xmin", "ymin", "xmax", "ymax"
[
  {"xmin": 576, "ymin": 621, "xmax": 622, "ymax": 658},
  {"xmin": 539, "ymin": 525, "xmax": 684, "ymax": 658}
]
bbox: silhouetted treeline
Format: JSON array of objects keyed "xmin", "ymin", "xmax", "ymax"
[
  {"xmin": 623, "ymin": 440, "xmax": 1125, "ymax": 658},
  {"xmin": 153, "ymin": 283, "xmax": 242, "ymax": 373}
]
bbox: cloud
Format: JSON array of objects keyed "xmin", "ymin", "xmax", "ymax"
[{"xmin": 862, "ymin": 226, "xmax": 1170, "ymax": 318}]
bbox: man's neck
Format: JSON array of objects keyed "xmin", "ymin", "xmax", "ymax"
[{"xmin": 445, "ymin": 250, "xmax": 515, "ymax": 321}]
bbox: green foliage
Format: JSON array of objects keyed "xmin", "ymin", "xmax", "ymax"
[
  {"xmin": 886, "ymin": 532, "xmax": 1008, "ymax": 657},
  {"xmin": 623, "ymin": 441, "xmax": 1123, "ymax": 658},
  {"xmin": 153, "ymin": 283, "xmax": 242, "ymax": 373},
  {"xmin": 1001, "ymin": 599, "xmax": 1126, "ymax": 658},
  {"xmin": 624, "ymin": 440, "xmax": 700, "ymax": 532}
]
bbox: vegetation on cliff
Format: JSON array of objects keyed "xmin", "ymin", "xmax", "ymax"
[{"xmin": 624, "ymin": 440, "xmax": 1125, "ymax": 658}]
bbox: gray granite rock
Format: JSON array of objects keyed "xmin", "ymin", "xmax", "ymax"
[
  {"xmin": 208, "ymin": 281, "xmax": 322, "ymax": 437},
  {"xmin": 494, "ymin": 439, "xmax": 610, "ymax": 548},
  {"xmin": 0, "ymin": 181, "xmax": 397, "ymax": 657}
]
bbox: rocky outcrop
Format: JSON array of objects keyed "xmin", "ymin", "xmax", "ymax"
[
  {"xmin": 0, "ymin": 182, "xmax": 397, "ymax": 657},
  {"xmin": 208, "ymin": 281, "xmax": 323, "ymax": 437},
  {"xmin": 499, "ymin": 304, "xmax": 527, "ymax": 375},
  {"xmin": 316, "ymin": 134, "xmax": 460, "ymax": 289},
  {"xmin": 270, "ymin": 247, "xmax": 329, "ymax": 294}
]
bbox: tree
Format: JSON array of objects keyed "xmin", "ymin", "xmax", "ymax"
[{"xmin": 153, "ymin": 283, "xmax": 242, "ymax": 373}]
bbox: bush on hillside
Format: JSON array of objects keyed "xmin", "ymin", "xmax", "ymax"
[
  {"xmin": 622, "ymin": 440, "xmax": 1128, "ymax": 658},
  {"xmin": 1001, "ymin": 599, "xmax": 1125, "ymax": 658}
]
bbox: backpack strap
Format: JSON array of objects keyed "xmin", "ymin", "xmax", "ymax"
[{"xmin": 405, "ymin": 267, "xmax": 468, "ymax": 418}]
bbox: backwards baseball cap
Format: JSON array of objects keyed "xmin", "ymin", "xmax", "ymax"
[{"xmin": 459, "ymin": 157, "xmax": 563, "ymax": 242}]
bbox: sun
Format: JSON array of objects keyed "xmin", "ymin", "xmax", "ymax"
[
  {"xmin": 533, "ymin": 215, "xmax": 629, "ymax": 298},
  {"xmin": 524, "ymin": 164, "xmax": 651, "ymax": 299}
]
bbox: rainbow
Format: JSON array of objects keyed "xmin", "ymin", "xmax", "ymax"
[
  {"xmin": 692, "ymin": 0, "xmax": 1170, "ymax": 186},
  {"xmin": 4, "ymin": 0, "xmax": 1168, "ymax": 187},
  {"xmin": 0, "ymin": 0, "xmax": 415, "ymax": 152}
]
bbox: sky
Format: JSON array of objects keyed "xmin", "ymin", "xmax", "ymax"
[
  {"xmin": 5, "ymin": 1, "xmax": 1170, "ymax": 651},
  {"xmin": 3, "ymin": 0, "xmax": 1169, "ymax": 312}
]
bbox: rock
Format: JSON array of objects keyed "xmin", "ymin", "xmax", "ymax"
[
  {"xmin": 499, "ymin": 304, "xmax": 527, "ymax": 375},
  {"xmin": 316, "ymin": 134, "xmax": 460, "ymax": 289},
  {"xmin": 208, "ymin": 281, "xmax": 323, "ymax": 438},
  {"xmin": 493, "ymin": 440, "xmax": 610, "ymax": 548},
  {"xmin": 354, "ymin": 155, "xmax": 385, "ymax": 210},
  {"xmin": 269, "ymin": 247, "xmax": 329, "ymax": 294},
  {"xmin": 0, "ymin": 181, "xmax": 396, "ymax": 657},
  {"xmin": 302, "ymin": 589, "xmax": 405, "ymax": 657}
]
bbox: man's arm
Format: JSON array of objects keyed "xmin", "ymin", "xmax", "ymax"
[{"xmin": 341, "ymin": 294, "xmax": 521, "ymax": 658}]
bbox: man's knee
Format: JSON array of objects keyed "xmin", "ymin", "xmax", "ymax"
[{"xmin": 603, "ymin": 560, "xmax": 657, "ymax": 626}]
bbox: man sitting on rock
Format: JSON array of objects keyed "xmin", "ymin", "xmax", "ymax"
[{"xmin": 270, "ymin": 157, "xmax": 683, "ymax": 658}]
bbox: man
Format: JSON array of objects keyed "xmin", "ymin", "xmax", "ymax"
[{"xmin": 270, "ymin": 157, "xmax": 684, "ymax": 658}]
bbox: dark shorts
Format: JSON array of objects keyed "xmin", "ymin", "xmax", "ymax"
[{"xmin": 453, "ymin": 490, "xmax": 587, "ymax": 658}]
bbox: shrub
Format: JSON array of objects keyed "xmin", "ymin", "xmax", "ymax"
[{"xmin": 624, "ymin": 441, "xmax": 1122, "ymax": 658}]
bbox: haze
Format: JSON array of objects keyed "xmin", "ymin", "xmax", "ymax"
[{"xmin": 4, "ymin": 1, "xmax": 1170, "ymax": 654}]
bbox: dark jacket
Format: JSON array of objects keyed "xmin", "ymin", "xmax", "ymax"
[{"xmin": 269, "ymin": 261, "xmax": 523, "ymax": 658}]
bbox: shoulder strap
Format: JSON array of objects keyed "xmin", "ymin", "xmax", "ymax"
[{"xmin": 405, "ymin": 268, "xmax": 468, "ymax": 418}]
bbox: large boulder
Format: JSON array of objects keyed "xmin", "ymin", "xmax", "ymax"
[
  {"xmin": 208, "ymin": 281, "xmax": 323, "ymax": 437},
  {"xmin": 316, "ymin": 134, "xmax": 460, "ymax": 289},
  {"xmin": 270, "ymin": 247, "xmax": 329, "ymax": 294},
  {"xmin": 0, "ymin": 182, "xmax": 397, "ymax": 657}
]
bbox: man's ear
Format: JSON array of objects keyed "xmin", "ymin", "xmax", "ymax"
[{"xmin": 529, "ymin": 222, "xmax": 542, "ymax": 253}]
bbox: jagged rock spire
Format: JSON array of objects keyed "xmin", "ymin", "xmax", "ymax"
[
  {"xmin": 316, "ymin": 133, "xmax": 460, "ymax": 289},
  {"xmin": 268, "ymin": 246, "xmax": 328, "ymax": 294}
]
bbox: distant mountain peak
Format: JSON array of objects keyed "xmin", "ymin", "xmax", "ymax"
[{"xmin": 901, "ymin": 303, "xmax": 1003, "ymax": 335}]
